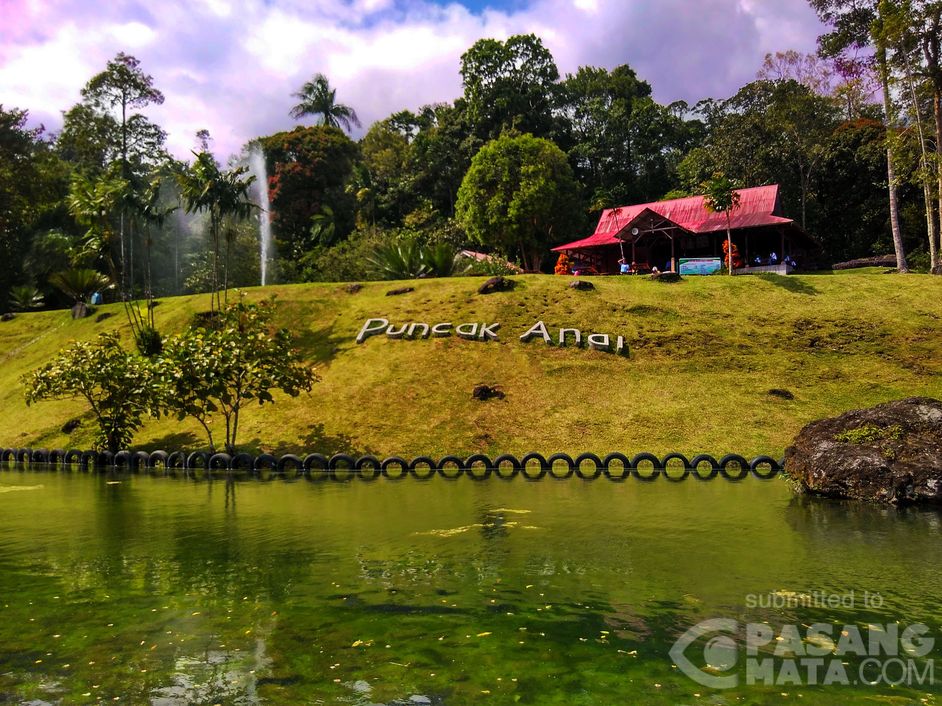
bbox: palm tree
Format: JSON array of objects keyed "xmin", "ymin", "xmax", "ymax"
[
  {"xmin": 177, "ymin": 152, "xmax": 257, "ymax": 312},
  {"xmin": 289, "ymin": 73, "xmax": 361, "ymax": 132},
  {"xmin": 702, "ymin": 173, "xmax": 742, "ymax": 276},
  {"xmin": 49, "ymin": 269, "xmax": 113, "ymax": 303}
]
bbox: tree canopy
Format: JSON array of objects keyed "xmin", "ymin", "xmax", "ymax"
[{"xmin": 456, "ymin": 133, "xmax": 581, "ymax": 271}]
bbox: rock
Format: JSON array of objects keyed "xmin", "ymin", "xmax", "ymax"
[
  {"xmin": 784, "ymin": 397, "xmax": 942, "ymax": 505},
  {"xmin": 650, "ymin": 272, "xmax": 682, "ymax": 283},
  {"xmin": 71, "ymin": 302, "xmax": 89, "ymax": 319},
  {"xmin": 768, "ymin": 388, "xmax": 795, "ymax": 400},
  {"xmin": 0, "ymin": 312, "xmax": 14, "ymax": 321},
  {"xmin": 386, "ymin": 286, "xmax": 414, "ymax": 296},
  {"xmin": 477, "ymin": 276, "xmax": 515, "ymax": 295},
  {"xmin": 345, "ymin": 283, "xmax": 363, "ymax": 294},
  {"xmin": 61, "ymin": 418, "xmax": 82, "ymax": 434},
  {"xmin": 568, "ymin": 280, "xmax": 594, "ymax": 291},
  {"xmin": 472, "ymin": 384, "xmax": 505, "ymax": 401}
]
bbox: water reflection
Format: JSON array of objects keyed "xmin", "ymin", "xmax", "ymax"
[{"xmin": 1, "ymin": 472, "xmax": 941, "ymax": 704}]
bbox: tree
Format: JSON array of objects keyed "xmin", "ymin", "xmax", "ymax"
[
  {"xmin": 460, "ymin": 34, "xmax": 560, "ymax": 140},
  {"xmin": 809, "ymin": 0, "xmax": 910, "ymax": 272},
  {"xmin": 23, "ymin": 332, "xmax": 160, "ymax": 452},
  {"xmin": 49, "ymin": 268, "xmax": 113, "ymax": 306},
  {"xmin": 456, "ymin": 133, "xmax": 581, "ymax": 271},
  {"xmin": 259, "ymin": 126, "xmax": 358, "ymax": 261},
  {"xmin": 560, "ymin": 65, "xmax": 652, "ymax": 206},
  {"xmin": 702, "ymin": 174, "xmax": 742, "ymax": 275},
  {"xmin": 80, "ymin": 52, "xmax": 165, "ymax": 179},
  {"xmin": 156, "ymin": 298, "xmax": 316, "ymax": 453},
  {"xmin": 0, "ymin": 106, "xmax": 69, "ymax": 311},
  {"xmin": 289, "ymin": 73, "xmax": 361, "ymax": 132},
  {"xmin": 177, "ymin": 151, "xmax": 257, "ymax": 313}
]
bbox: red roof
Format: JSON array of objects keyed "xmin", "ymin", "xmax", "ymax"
[{"xmin": 553, "ymin": 184, "xmax": 794, "ymax": 252}]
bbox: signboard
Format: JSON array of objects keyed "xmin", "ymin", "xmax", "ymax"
[{"xmin": 679, "ymin": 257, "xmax": 722, "ymax": 275}]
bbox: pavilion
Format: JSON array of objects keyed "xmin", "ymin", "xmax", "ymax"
[{"xmin": 552, "ymin": 184, "xmax": 818, "ymax": 275}]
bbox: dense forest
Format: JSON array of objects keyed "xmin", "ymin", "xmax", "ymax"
[{"xmin": 2, "ymin": 0, "xmax": 942, "ymax": 317}]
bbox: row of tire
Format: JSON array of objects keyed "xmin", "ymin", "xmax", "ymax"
[{"xmin": 0, "ymin": 448, "xmax": 784, "ymax": 481}]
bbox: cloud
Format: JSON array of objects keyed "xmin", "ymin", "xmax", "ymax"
[{"xmin": 0, "ymin": 0, "xmax": 825, "ymax": 159}]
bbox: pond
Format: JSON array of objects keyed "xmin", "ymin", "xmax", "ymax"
[{"xmin": 0, "ymin": 470, "xmax": 940, "ymax": 705}]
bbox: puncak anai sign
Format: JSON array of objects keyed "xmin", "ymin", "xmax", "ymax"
[{"xmin": 355, "ymin": 318, "xmax": 628, "ymax": 356}]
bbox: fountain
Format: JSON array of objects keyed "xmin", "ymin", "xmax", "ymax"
[{"xmin": 248, "ymin": 146, "xmax": 272, "ymax": 286}]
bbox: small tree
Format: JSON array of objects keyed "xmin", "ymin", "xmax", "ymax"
[
  {"xmin": 156, "ymin": 298, "xmax": 316, "ymax": 453},
  {"xmin": 23, "ymin": 332, "xmax": 159, "ymax": 452},
  {"xmin": 702, "ymin": 173, "xmax": 742, "ymax": 275}
]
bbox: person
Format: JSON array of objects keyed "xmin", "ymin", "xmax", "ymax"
[
  {"xmin": 769, "ymin": 251, "xmax": 778, "ymax": 265},
  {"xmin": 618, "ymin": 257, "xmax": 631, "ymax": 274},
  {"xmin": 630, "ymin": 261, "xmax": 638, "ymax": 274}
]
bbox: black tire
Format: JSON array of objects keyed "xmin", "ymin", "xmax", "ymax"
[
  {"xmin": 253, "ymin": 453, "xmax": 277, "ymax": 471},
  {"xmin": 409, "ymin": 456, "xmax": 437, "ymax": 481},
  {"xmin": 230, "ymin": 453, "xmax": 253, "ymax": 471},
  {"xmin": 602, "ymin": 452, "xmax": 631, "ymax": 481},
  {"xmin": 147, "ymin": 450, "xmax": 169, "ymax": 469},
  {"xmin": 719, "ymin": 454, "xmax": 750, "ymax": 481},
  {"xmin": 465, "ymin": 454, "xmax": 493, "ymax": 481},
  {"xmin": 520, "ymin": 452, "xmax": 548, "ymax": 480},
  {"xmin": 547, "ymin": 453, "xmax": 575, "ymax": 480},
  {"xmin": 355, "ymin": 456, "xmax": 382, "ymax": 481},
  {"xmin": 574, "ymin": 453, "xmax": 604, "ymax": 480},
  {"xmin": 64, "ymin": 449, "xmax": 83, "ymax": 467},
  {"xmin": 303, "ymin": 453, "xmax": 329, "ymax": 480},
  {"xmin": 437, "ymin": 455, "xmax": 465, "ymax": 480},
  {"xmin": 48, "ymin": 449, "xmax": 66, "ymax": 466},
  {"xmin": 689, "ymin": 454, "xmax": 719, "ymax": 481},
  {"xmin": 493, "ymin": 454, "xmax": 521, "ymax": 480},
  {"xmin": 132, "ymin": 451, "xmax": 149, "ymax": 470},
  {"xmin": 660, "ymin": 453, "xmax": 691, "ymax": 482},
  {"xmin": 30, "ymin": 448, "xmax": 50, "ymax": 465},
  {"xmin": 631, "ymin": 452, "xmax": 661, "ymax": 481},
  {"xmin": 328, "ymin": 454, "xmax": 357, "ymax": 481},
  {"xmin": 187, "ymin": 451, "xmax": 210, "ymax": 469},
  {"xmin": 381, "ymin": 456, "xmax": 409, "ymax": 480},
  {"xmin": 166, "ymin": 451, "xmax": 186, "ymax": 469},
  {"xmin": 209, "ymin": 453, "xmax": 233, "ymax": 470},
  {"xmin": 750, "ymin": 455, "xmax": 781, "ymax": 480},
  {"xmin": 278, "ymin": 454, "xmax": 303, "ymax": 474}
]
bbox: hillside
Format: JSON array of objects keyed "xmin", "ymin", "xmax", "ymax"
[{"xmin": 2, "ymin": 271, "xmax": 941, "ymax": 459}]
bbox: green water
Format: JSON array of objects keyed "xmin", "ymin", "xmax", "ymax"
[{"xmin": 0, "ymin": 471, "xmax": 940, "ymax": 705}]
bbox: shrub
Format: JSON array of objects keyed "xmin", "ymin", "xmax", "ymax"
[{"xmin": 23, "ymin": 332, "xmax": 160, "ymax": 452}]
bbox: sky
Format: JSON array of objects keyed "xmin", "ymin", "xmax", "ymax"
[{"xmin": 0, "ymin": 0, "xmax": 827, "ymax": 160}]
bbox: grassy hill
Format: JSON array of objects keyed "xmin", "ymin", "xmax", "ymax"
[{"xmin": 2, "ymin": 270, "xmax": 941, "ymax": 459}]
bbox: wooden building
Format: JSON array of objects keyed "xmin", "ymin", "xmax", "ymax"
[{"xmin": 552, "ymin": 184, "xmax": 818, "ymax": 274}]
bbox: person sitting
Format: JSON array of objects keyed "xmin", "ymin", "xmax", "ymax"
[
  {"xmin": 630, "ymin": 261, "xmax": 638, "ymax": 274},
  {"xmin": 618, "ymin": 257, "xmax": 631, "ymax": 274},
  {"xmin": 769, "ymin": 251, "xmax": 779, "ymax": 265}
]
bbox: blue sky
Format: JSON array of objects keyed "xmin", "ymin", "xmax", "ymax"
[{"xmin": 1, "ymin": 0, "xmax": 826, "ymax": 159}]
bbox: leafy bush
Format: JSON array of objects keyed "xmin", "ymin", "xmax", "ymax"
[
  {"xmin": 156, "ymin": 297, "xmax": 316, "ymax": 453},
  {"xmin": 8, "ymin": 285, "xmax": 44, "ymax": 311},
  {"xmin": 49, "ymin": 268, "xmax": 112, "ymax": 303},
  {"xmin": 368, "ymin": 238, "xmax": 470, "ymax": 279},
  {"xmin": 23, "ymin": 332, "xmax": 160, "ymax": 452}
]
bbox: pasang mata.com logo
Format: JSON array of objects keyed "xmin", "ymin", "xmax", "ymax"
[{"xmin": 669, "ymin": 592, "xmax": 936, "ymax": 690}]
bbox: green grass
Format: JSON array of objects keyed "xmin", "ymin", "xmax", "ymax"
[{"xmin": 2, "ymin": 271, "xmax": 941, "ymax": 459}]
